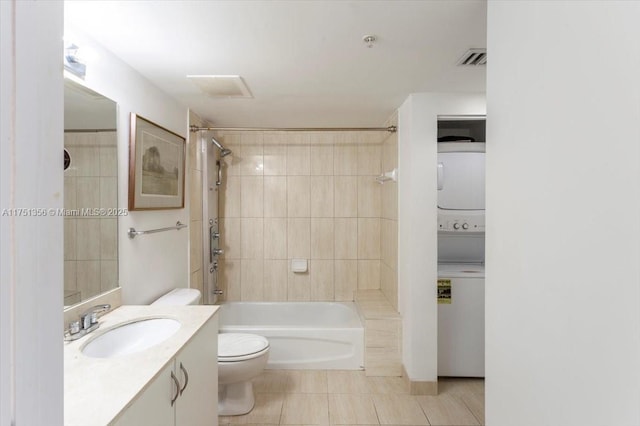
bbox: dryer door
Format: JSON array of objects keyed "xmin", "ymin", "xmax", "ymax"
[{"xmin": 437, "ymin": 151, "xmax": 485, "ymax": 210}]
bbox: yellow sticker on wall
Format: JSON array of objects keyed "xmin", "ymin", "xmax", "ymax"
[{"xmin": 438, "ymin": 279, "xmax": 451, "ymax": 304}]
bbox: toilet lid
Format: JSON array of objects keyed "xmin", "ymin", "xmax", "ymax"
[{"xmin": 218, "ymin": 333, "xmax": 269, "ymax": 361}]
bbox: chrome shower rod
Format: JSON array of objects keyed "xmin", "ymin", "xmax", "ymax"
[{"xmin": 190, "ymin": 125, "xmax": 397, "ymax": 133}]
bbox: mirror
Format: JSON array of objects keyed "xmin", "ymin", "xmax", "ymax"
[{"xmin": 64, "ymin": 78, "xmax": 118, "ymax": 307}]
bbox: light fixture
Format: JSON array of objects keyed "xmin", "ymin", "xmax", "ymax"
[
  {"xmin": 362, "ymin": 35, "xmax": 377, "ymax": 48},
  {"xmin": 64, "ymin": 41, "xmax": 86, "ymax": 79}
]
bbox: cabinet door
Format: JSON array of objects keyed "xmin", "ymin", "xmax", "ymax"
[
  {"xmin": 175, "ymin": 315, "xmax": 218, "ymax": 426},
  {"xmin": 113, "ymin": 361, "xmax": 176, "ymax": 426}
]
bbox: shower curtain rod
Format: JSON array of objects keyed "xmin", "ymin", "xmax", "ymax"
[{"xmin": 189, "ymin": 125, "xmax": 397, "ymax": 133}]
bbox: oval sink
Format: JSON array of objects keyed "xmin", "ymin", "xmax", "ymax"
[{"xmin": 82, "ymin": 318, "xmax": 181, "ymax": 358}]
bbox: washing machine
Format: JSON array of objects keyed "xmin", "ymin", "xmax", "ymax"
[{"xmin": 437, "ymin": 262, "xmax": 485, "ymax": 377}]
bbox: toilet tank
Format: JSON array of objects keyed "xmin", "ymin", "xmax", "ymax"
[{"xmin": 151, "ymin": 288, "xmax": 202, "ymax": 306}]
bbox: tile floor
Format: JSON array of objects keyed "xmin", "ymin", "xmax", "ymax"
[{"xmin": 219, "ymin": 370, "xmax": 484, "ymax": 426}]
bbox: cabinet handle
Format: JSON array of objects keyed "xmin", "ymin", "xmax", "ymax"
[
  {"xmin": 179, "ymin": 362, "xmax": 189, "ymax": 395},
  {"xmin": 170, "ymin": 371, "xmax": 180, "ymax": 406}
]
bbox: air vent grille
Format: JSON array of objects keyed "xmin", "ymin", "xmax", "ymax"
[
  {"xmin": 187, "ymin": 75, "xmax": 253, "ymax": 98},
  {"xmin": 457, "ymin": 48, "xmax": 487, "ymax": 66}
]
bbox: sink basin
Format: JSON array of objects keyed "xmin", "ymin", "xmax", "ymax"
[{"xmin": 82, "ymin": 318, "xmax": 181, "ymax": 358}]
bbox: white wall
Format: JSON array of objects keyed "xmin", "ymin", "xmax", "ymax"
[
  {"xmin": 0, "ymin": 1, "xmax": 64, "ymax": 425},
  {"xmin": 64, "ymin": 25, "xmax": 190, "ymax": 304},
  {"xmin": 398, "ymin": 93, "xmax": 485, "ymax": 382},
  {"xmin": 486, "ymin": 2, "xmax": 640, "ymax": 425}
]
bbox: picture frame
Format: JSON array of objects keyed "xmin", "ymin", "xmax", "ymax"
[{"xmin": 128, "ymin": 113, "xmax": 185, "ymax": 210}]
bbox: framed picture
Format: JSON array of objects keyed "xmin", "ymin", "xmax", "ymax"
[{"xmin": 128, "ymin": 114, "xmax": 185, "ymax": 210}]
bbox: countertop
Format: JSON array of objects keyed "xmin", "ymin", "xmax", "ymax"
[{"xmin": 64, "ymin": 305, "xmax": 219, "ymax": 426}]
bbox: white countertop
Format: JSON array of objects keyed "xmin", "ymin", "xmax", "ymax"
[{"xmin": 64, "ymin": 305, "xmax": 219, "ymax": 426}]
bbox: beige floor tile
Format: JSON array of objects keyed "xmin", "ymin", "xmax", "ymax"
[
  {"xmin": 329, "ymin": 394, "xmax": 379, "ymax": 425},
  {"xmin": 372, "ymin": 395, "xmax": 429, "ymax": 425},
  {"xmin": 227, "ymin": 371, "xmax": 484, "ymax": 426},
  {"xmin": 245, "ymin": 393, "xmax": 285, "ymax": 424},
  {"xmin": 417, "ymin": 394, "xmax": 478, "ymax": 426},
  {"xmin": 468, "ymin": 381, "xmax": 485, "ymax": 396},
  {"xmin": 219, "ymin": 414, "xmax": 248, "ymax": 424},
  {"xmin": 254, "ymin": 370, "xmax": 290, "ymax": 393},
  {"xmin": 281, "ymin": 393, "xmax": 329, "ymax": 425},
  {"xmin": 437, "ymin": 379, "xmax": 484, "ymax": 397},
  {"xmin": 287, "ymin": 370, "xmax": 328, "ymax": 393},
  {"xmin": 460, "ymin": 393, "xmax": 484, "ymax": 425},
  {"xmin": 327, "ymin": 370, "xmax": 370, "ymax": 394},
  {"xmin": 367, "ymin": 377, "xmax": 409, "ymax": 395}
]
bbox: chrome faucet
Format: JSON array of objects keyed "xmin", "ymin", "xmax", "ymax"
[{"xmin": 64, "ymin": 304, "xmax": 111, "ymax": 342}]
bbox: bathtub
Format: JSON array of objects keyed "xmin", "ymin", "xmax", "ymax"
[{"xmin": 218, "ymin": 302, "xmax": 364, "ymax": 370}]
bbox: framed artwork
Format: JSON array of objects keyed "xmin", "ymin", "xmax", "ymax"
[{"xmin": 128, "ymin": 113, "xmax": 185, "ymax": 210}]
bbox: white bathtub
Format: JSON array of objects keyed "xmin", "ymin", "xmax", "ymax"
[{"xmin": 218, "ymin": 302, "xmax": 364, "ymax": 370}]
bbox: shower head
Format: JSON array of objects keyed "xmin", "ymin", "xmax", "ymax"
[{"xmin": 211, "ymin": 137, "xmax": 233, "ymax": 157}]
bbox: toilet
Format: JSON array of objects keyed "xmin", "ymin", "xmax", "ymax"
[
  {"xmin": 151, "ymin": 288, "xmax": 202, "ymax": 306},
  {"xmin": 151, "ymin": 288, "xmax": 270, "ymax": 416},
  {"xmin": 217, "ymin": 333, "xmax": 269, "ymax": 416}
]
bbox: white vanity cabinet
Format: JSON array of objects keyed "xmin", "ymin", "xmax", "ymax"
[{"xmin": 113, "ymin": 316, "xmax": 218, "ymax": 426}]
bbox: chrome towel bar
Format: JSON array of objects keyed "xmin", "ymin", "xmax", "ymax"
[{"xmin": 128, "ymin": 221, "xmax": 188, "ymax": 239}]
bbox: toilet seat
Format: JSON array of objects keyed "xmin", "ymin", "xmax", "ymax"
[{"xmin": 218, "ymin": 333, "xmax": 270, "ymax": 362}]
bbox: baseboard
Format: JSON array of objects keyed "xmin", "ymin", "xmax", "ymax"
[{"xmin": 402, "ymin": 363, "xmax": 438, "ymax": 395}]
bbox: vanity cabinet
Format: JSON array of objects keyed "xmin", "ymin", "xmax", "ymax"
[{"xmin": 113, "ymin": 316, "xmax": 218, "ymax": 426}]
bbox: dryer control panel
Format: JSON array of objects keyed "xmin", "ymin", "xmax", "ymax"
[{"xmin": 438, "ymin": 214, "xmax": 485, "ymax": 233}]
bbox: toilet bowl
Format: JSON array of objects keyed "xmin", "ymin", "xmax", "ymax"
[
  {"xmin": 218, "ymin": 333, "xmax": 270, "ymax": 416},
  {"xmin": 151, "ymin": 288, "xmax": 270, "ymax": 416}
]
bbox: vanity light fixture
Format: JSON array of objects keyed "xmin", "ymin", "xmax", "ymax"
[{"xmin": 64, "ymin": 41, "xmax": 86, "ymax": 79}]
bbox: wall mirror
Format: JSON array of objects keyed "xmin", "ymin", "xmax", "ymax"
[{"xmin": 63, "ymin": 77, "xmax": 119, "ymax": 308}]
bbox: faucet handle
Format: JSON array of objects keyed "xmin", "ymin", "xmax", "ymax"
[
  {"xmin": 80, "ymin": 304, "xmax": 111, "ymax": 329},
  {"xmin": 64, "ymin": 320, "xmax": 82, "ymax": 342},
  {"xmin": 69, "ymin": 320, "xmax": 81, "ymax": 335}
]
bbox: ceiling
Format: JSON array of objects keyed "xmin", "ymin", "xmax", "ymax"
[{"xmin": 65, "ymin": 1, "xmax": 487, "ymax": 128}]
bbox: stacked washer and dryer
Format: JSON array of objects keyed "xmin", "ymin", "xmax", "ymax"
[{"xmin": 437, "ymin": 128, "xmax": 486, "ymax": 378}]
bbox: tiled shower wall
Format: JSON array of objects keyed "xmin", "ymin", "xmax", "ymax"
[
  {"xmin": 63, "ymin": 131, "xmax": 118, "ymax": 304},
  {"xmin": 216, "ymin": 130, "xmax": 389, "ymax": 302}
]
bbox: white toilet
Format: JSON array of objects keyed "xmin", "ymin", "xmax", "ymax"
[
  {"xmin": 151, "ymin": 288, "xmax": 270, "ymax": 416},
  {"xmin": 217, "ymin": 333, "xmax": 269, "ymax": 416}
]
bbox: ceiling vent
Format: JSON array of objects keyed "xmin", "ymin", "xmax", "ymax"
[
  {"xmin": 187, "ymin": 75, "xmax": 253, "ymax": 98},
  {"xmin": 457, "ymin": 48, "xmax": 487, "ymax": 66}
]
